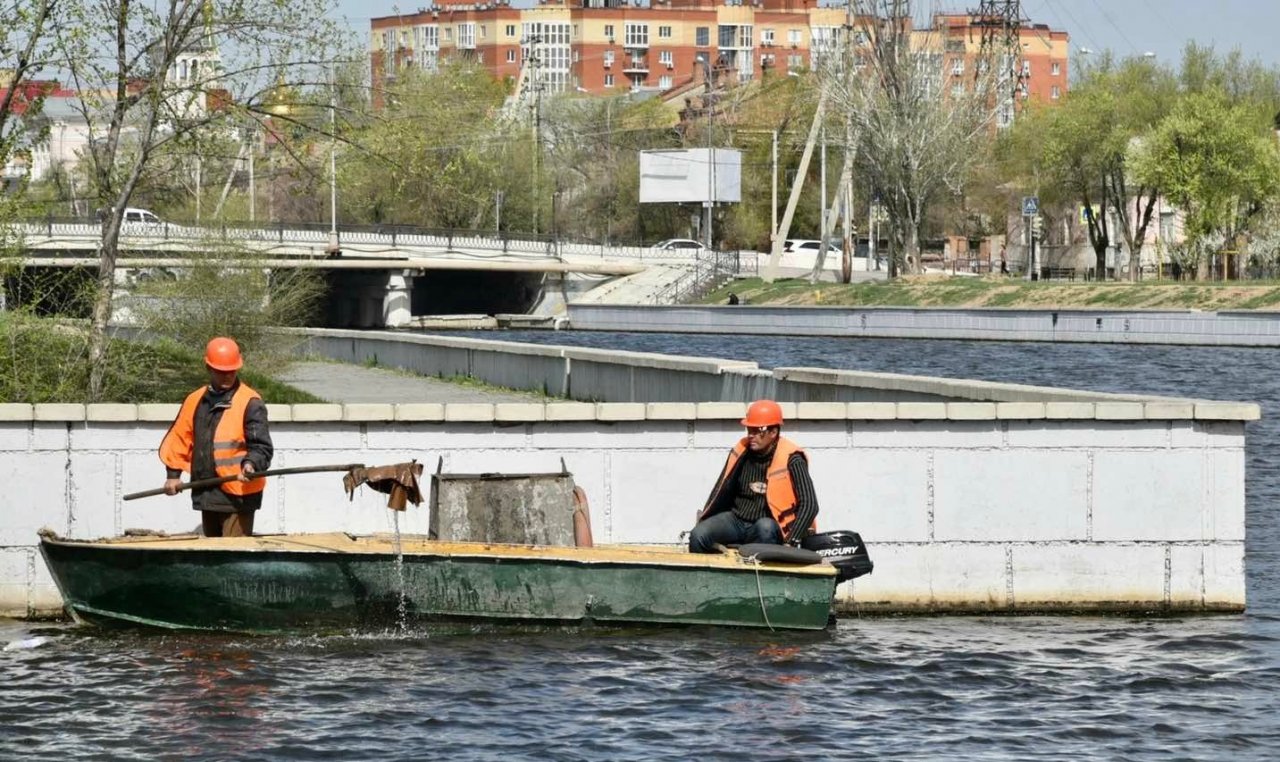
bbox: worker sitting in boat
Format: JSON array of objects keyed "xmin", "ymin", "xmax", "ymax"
[
  {"xmin": 688, "ymin": 399, "xmax": 819, "ymax": 553},
  {"xmin": 159, "ymin": 337, "xmax": 274, "ymax": 538}
]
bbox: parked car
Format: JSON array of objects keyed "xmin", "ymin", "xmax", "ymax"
[
  {"xmin": 784, "ymin": 239, "xmax": 841, "ymax": 254},
  {"xmin": 119, "ymin": 207, "xmax": 188, "ymax": 236},
  {"xmin": 650, "ymin": 238, "xmax": 707, "ymax": 252}
]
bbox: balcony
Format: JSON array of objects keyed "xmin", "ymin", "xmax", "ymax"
[{"xmin": 623, "ymin": 57, "xmax": 649, "ymax": 73}]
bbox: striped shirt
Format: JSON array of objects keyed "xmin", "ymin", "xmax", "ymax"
[{"xmin": 728, "ymin": 449, "xmax": 820, "ymax": 542}]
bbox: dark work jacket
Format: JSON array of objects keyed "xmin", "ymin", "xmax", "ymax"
[{"xmin": 166, "ymin": 381, "xmax": 273, "ymax": 513}]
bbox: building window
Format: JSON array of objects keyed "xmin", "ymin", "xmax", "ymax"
[
  {"xmin": 951, "ymin": 59, "xmax": 964, "ymax": 76},
  {"xmin": 507, "ymin": 24, "xmax": 516, "ymax": 37},
  {"xmin": 659, "ymin": 50, "xmax": 673, "ymax": 66},
  {"xmin": 1051, "ymin": 84, "xmax": 1061, "ymax": 99},
  {"xmin": 458, "ymin": 23, "xmax": 475, "ymax": 48},
  {"xmin": 507, "ymin": 49, "xmax": 515, "ymax": 63},
  {"xmin": 625, "ymin": 23, "xmax": 649, "ymax": 48},
  {"xmin": 1022, "ymin": 60, "xmax": 1031, "ymax": 76},
  {"xmin": 1051, "ymin": 62, "xmax": 1060, "ymax": 76},
  {"xmin": 444, "ymin": 27, "xmax": 452, "ymax": 42},
  {"xmin": 660, "ymin": 75, "xmax": 672, "ymax": 88},
  {"xmin": 604, "ymin": 50, "xmax": 614, "ymax": 67},
  {"xmin": 418, "ymin": 25, "xmax": 438, "ymax": 50},
  {"xmin": 696, "ymin": 27, "xmax": 709, "ymax": 47},
  {"xmin": 788, "ymin": 54, "xmax": 802, "ymax": 69},
  {"xmin": 788, "ymin": 29, "xmax": 802, "ymax": 46},
  {"xmin": 605, "ymin": 74, "xmax": 615, "ymax": 88},
  {"xmin": 762, "ymin": 29, "xmax": 774, "ymax": 46},
  {"xmin": 658, "ymin": 26, "xmax": 672, "ymax": 38},
  {"xmin": 479, "ymin": 25, "xmax": 486, "ymax": 39},
  {"xmin": 605, "ymin": 24, "xmax": 615, "ymax": 40}
]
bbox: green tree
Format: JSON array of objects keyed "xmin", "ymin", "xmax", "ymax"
[
  {"xmin": 338, "ymin": 63, "xmax": 509, "ymax": 229},
  {"xmin": 1010, "ymin": 53, "xmax": 1176, "ymax": 280},
  {"xmin": 1131, "ymin": 91, "xmax": 1280, "ymax": 277}
]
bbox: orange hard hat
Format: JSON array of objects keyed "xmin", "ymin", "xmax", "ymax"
[
  {"xmin": 741, "ymin": 399, "xmax": 783, "ymax": 427},
  {"xmin": 204, "ymin": 337, "xmax": 243, "ymax": 372}
]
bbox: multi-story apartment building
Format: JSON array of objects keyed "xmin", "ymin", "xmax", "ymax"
[{"xmin": 371, "ymin": 1, "xmax": 1068, "ymax": 111}]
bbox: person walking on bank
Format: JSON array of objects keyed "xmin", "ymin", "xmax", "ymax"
[
  {"xmin": 159, "ymin": 337, "xmax": 273, "ymax": 537},
  {"xmin": 688, "ymin": 399, "xmax": 819, "ymax": 553}
]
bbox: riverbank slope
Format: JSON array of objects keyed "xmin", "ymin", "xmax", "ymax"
[{"xmin": 704, "ymin": 276, "xmax": 1280, "ymax": 310}]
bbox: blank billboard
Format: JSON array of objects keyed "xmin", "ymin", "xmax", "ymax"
[{"xmin": 638, "ymin": 148, "xmax": 742, "ymax": 204}]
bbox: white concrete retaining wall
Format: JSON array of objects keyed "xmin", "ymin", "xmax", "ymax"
[
  {"xmin": 1, "ymin": 399, "xmax": 1254, "ymax": 618},
  {"xmin": 567, "ymin": 304, "xmax": 1280, "ymax": 346}
]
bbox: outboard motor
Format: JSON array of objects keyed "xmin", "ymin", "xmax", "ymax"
[{"xmin": 801, "ymin": 530, "xmax": 873, "ymax": 583}]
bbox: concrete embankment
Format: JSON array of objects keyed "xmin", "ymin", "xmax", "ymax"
[
  {"xmin": 566, "ymin": 304, "xmax": 1280, "ymax": 346},
  {"xmin": 0, "ymin": 329, "xmax": 1255, "ymax": 618}
]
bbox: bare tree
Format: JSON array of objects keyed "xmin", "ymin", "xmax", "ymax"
[
  {"xmin": 0, "ymin": 1, "xmax": 60, "ymax": 242},
  {"xmin": 55, "ymin": 0, "xmax": 352, "ymax": 399},
  {"xmin": 821, "ymin": 0, "xmax": 999, "ymax": 276}
]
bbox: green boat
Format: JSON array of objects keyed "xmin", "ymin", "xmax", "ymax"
[{"xmin": 37, "ymin": 530, "xmax": 839, "ymax": 633}]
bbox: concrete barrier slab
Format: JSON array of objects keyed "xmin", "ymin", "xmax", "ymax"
[{"xmin": 934, "ymin": 451, "xmax": 1089, "ymax": 541}]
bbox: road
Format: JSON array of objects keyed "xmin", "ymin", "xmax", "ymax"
[{"xmin": 278, "ymin": 361, "xmax": 543, "ymax": 404}]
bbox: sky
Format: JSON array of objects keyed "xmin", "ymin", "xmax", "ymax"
[{"xmin": 332, "ymin": 0, "xmax": 1280, "ymax": 69}]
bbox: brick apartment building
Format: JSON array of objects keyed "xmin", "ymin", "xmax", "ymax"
[{"xmin": 371, "ymin": 1, "xmax": 1068, "ymax": 116}]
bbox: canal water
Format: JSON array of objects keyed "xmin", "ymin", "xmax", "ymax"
[{"xmin": 3, "ymin": 333, "xmax": 1277, "ymax": 760}]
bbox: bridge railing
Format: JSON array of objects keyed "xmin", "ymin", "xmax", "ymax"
[{"xmin": 15, "ymin": 216, "xmax": 707, "ymax": 262}]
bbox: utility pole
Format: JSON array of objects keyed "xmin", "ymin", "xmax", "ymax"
[
  {"xmin": 606, "ymin": 96, "xmax": 614, "ymax": 244},
  {"xmin": 328, "ymin": 65, "xmax": 338, "ymax": 254},
  {"xmin": 248, "ymin": 125, "xmax": 255, "ymax": 223},
  {"xmin": 701, "ymin": 57, "xmax": 715, "ymax": 250},
  {"xmin": 818, "ymin": 124, "xmax": 827, "ymax": 282},
  {"xmin": 974, "ymin": 0, "xmax": 1024, "ymax": 121},
  {"xmin": 771, "ymin": 128, "xmax": 778, "ymax": 249},
  {"xmin": 766, "ymin": 88, "xmax": 828, "ymax": 282},
  {"xmin": 528, "ymin": 33, "xmax": 543, "ymax": 236},
  {"xmin": 195, "ymin": 155, "xmax": 202, "ymax": 223},
  {"xmin": 868, "ymin": 189, "xmax": 877, "ymax": 270}
]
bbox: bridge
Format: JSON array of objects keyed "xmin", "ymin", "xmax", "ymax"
[{"xmin": 9, "ymin": 219, "xmax": 742, "ymax": 326}]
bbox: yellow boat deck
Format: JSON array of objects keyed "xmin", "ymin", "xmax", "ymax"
[{"xmin": 43, "ymin": 532, "xmax": 836, "ymax": 577}]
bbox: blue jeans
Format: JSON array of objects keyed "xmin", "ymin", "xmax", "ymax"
[{"xmin": 689, "ymin": 511, "xmax": 782, "ymax": 553}]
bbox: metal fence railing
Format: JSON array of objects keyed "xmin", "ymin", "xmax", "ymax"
[
  {"xmin": 651, "ymin": 250, "xmax": 743, "ymax": 305},
  {"xmin": 14, "ymin": 217, "xmax": 710, "ymax": 264}
]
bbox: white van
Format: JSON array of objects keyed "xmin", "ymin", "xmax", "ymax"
[
  {"xmin": 122, "ymin": 208, "xmax": 163, "ymax": 226},
  {"xmin": 119, "ymin": 207, "xmax": 188, "ymax": 237}
]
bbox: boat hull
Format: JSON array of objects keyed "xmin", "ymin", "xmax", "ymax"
[{"xmin": 38, "ymin": 533, "xmax": 836, "ymax": 633}]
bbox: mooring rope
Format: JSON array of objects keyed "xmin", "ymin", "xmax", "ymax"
[{"xmin": 743, "ymin": 554, "xmax": 776, "ymax": 632}]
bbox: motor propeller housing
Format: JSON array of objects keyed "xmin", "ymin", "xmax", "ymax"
[{"xmin": 801, "ymin": 530, "xmax": 874, "ymax": 583}]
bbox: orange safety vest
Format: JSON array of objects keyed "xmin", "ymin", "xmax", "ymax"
[
  {"xmin": 159, "ymin": 382, "xmax": 265, "ymax": 497},
  {"xmin": 700, "ymin": 436, "xmax": 815, "ymax": 541}
]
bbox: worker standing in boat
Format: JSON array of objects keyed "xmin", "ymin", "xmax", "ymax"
[
  {"xmin": 688, "ymin": 399, "xmax": 819, "ymax": 553},
  {"xmin": 159, "ymin": 337, "xmax": 274, "ymax": 537}
]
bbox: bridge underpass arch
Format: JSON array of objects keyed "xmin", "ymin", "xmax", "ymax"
[{"xmin": 321, "ymin": 269, "xmax": 549, "ymax": 328}]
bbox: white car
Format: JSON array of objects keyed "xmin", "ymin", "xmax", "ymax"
[
  {"xmin": 120, "ymin": 207, "xmax": 189, "ymax": 237},
  {"xmin": 784, "ymin": 239, "xmax": 841, "ymax": 254},
  {"xmin": 650, "ymin": 238, "xmax": 707, "ymax": 252}
]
